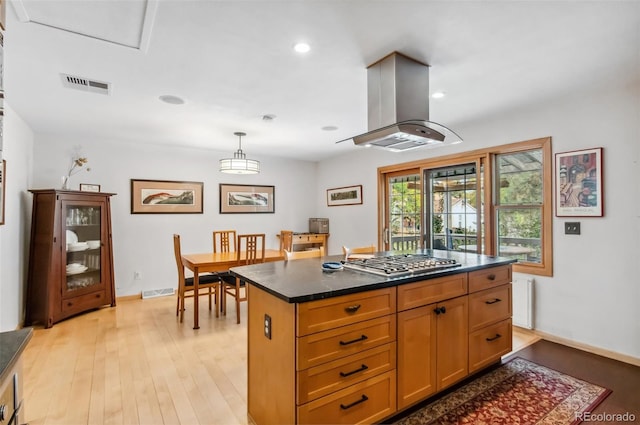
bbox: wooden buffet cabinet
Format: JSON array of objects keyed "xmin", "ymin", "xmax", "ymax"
[
  {"xmin": 281, "ymin": 232, "xmax": 329, "ymax": 252},
  {"xmin": 245, "ymin": 262, "xmax": 513, "ymax": 424},
  {"xmin": 26, "ymin": 189, "xmax": 116, "ymax": 328}
]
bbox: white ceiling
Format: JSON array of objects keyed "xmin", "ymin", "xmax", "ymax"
[{"xmin": 6, "ymin": 0, "xmax": 640, "ymax": 161}]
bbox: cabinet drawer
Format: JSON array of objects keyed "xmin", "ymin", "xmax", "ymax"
[
  {"xmin": 293, "ymin": 234, "xmax": 325, "ymax": 243},
  {"xmin": 397, "ymin": 274, "xmax": 467, "ymax": 311},
  {"xmin": 297, "ymin": 315, "xmax": 396, "ymax": 370},
  {"xmin": 469, "ymin": 284, "xmax": 512, "ymax": 332},
  {"xmin": 468, "ymin": 265, "xmax": 511, "ymax": 293},
  {"xmin": 469, "ymin": 318, "xmax": 512, "ymax": 373},
  {"xmin": 61, "ymin": 290, "xmax": 106, "ymax": 315},
  {"xmin": 297, "ymin": 342, "xmax": 396, "ymax": 404},
  {"xmin": 297, "ymin": 288, "xmax": 396, "ymax": 336},
  {"xmin": 297, "ymin": 370, "xmax": 396, "ymax": 425}
]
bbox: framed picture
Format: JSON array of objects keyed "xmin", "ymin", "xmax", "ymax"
[
  {"xmin": 131, "ymin": 179, "xmax": 203, "ymax": 214},
  {"xmin": 327, "ymin": 184, "xmax": 363, "ymax": 207},
  {"xmin": 79, "ymin": 183, "xmax": 101, "ymax": 192},
  {"xmin": 219, "ymin": 183, "xmax": 275, "ymax": 214},
  {"xmin": 0, "ymin": 160, "xmax": 5, "ymax": 225},
  {"xmin": 555, "ymin": 148, "xmax": 603, "ymax": 217}
]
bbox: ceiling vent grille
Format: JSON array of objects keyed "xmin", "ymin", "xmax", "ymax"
[{"xmin": 60, "ymin": 73, "xmax": 111, "ymax": 95}]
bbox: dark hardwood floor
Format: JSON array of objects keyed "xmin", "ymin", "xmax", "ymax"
[
  {"xmin": 388, "ymin": 339, "xmax": 640, "ymax": 424},
  {"xmin": 510, "ymin": 339, "xmax": 640, "ymax": 422}
]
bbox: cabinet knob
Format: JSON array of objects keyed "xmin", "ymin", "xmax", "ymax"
[
  {"xmin": 486, "ymin": 333, "xmax": 502, "ymax": 342},
  {"xmin": 433, "ymin": 306, "xmax": 446, "ymax": 315},
  {"xmin": 487, "ymin": 274, "xmax": 496, "ymax": 281},
  {"xmin": 485, "ymin": 298, "xmax": 502, "ymax": 304}
]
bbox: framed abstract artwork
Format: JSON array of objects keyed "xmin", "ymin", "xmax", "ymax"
[{"xmin": 555, "ymin": 148, "xmax": 603, "ymax": 217}]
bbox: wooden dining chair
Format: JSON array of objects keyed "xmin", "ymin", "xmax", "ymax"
[
  {"xmin": 279, "ymin": 230, "xmax": 294, "ymax": 253},
  {"xmin": 173, "ymin": 234, "xmax": 221, "ymax": 322},
  {"xmin": 284, "ymin": 247, "xmax": 324, "ymax": 260},
  {"xmin": 222, "ymin": 233, "xmax": 266, "ymax": 324},
  {"xmin": 213, "ymin": 230, "xmax": 236, "ymax": 253},
  {"xmin": 342, "ymin": 244, "xmax": 376, "ymax": 259}
]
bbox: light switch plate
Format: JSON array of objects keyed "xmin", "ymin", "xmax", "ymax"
[{"xmin": 565, "ymin": 222, "xmax": 581, "ymax": 235}]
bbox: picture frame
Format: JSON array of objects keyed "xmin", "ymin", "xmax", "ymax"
[
  {"xmin": 79, "ymin": 183, "xmax": 101, "ymax": 192},
  {"xmin": 327, "ymin": 184, "xmax": 363, "ymax": 207},
  {"xmin": 131, "ymin": 179, "xmax": 203, "ymax": 214},
  {"xmin": 555, "ymin": 147, "xmax": 603, "ymax": 217},
  {"xmin": 0, "ymin": 160, "xmax": 5, "ymax": 225},
  {"xmin": 219, "ymin": 183, "xmax": 275, "ymax": 214}
]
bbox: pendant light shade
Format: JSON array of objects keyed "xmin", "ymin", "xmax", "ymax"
[{"xmin": 219, "ymin": 132, "xmax": 260, "ymax": 174}]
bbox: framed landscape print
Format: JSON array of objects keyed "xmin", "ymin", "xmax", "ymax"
[
  {"xmin": 219, "ymin": 183, "xmax": 275, "ymax": 213},
  {"xmin": 130, "ymin": 179, "xmax": 203, "ymax": 214},
  {"xmin": 327, "ymin": 185, "xmax": 363, "ymax": 206},
  {"xmin": 555, "ymin": 148, "xmax": 603, "ymax": 217}
]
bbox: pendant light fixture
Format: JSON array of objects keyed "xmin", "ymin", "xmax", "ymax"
[{"xmin": 219, "ymin": 132, "xmax": 260, "ymax": 174}]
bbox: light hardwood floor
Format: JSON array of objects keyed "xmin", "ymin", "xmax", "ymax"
[{"xmin": 22, "ymin": 295, "xmax": 539, "ymax": 425}]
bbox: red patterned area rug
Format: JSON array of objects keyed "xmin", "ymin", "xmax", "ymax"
[{"xmin": 395, "ymin": 357, "xmax": 611, "ymax": 425}]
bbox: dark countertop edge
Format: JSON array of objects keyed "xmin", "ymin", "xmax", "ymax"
[
  {"xmin": 0, "ymin": 328, "xmax": 33, "ymax": 384},
  {"xmin": 233, "ymin": 257, "xmax": 517, "ymax": 304}
]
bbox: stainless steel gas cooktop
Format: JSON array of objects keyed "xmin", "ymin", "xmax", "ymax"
[{"xmin": 342, "ymin": 254, "xmax": 460, "ymax": 277}]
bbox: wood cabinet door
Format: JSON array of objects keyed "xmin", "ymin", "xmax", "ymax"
[
  {"xmin": 397, "ymin": 305, "xmax": 437, "ymax": 409},
  {"xmin": 436, "ymin": 295, "xmax": 469, "ymax": 390}
]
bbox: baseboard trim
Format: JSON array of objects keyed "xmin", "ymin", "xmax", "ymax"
[
  {"xmin": 116, "ymin": 293, "xmax": 142, "ymax": 302},
  {"xmin": 534, "ymin": 329, "xmax": 640, "ymax": 367}
]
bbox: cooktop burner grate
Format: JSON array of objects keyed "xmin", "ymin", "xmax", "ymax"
[{"xmin": 342, "ymin": 254, "xmax": 460, "ymax": 277}]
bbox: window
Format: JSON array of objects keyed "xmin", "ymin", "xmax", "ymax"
[
  {"xmin": 378, "ymin": 137, "xmax": 553, "ymax": 276},
  {"xmin": 495, "ymin": 150, "xmax": 543, "ymax": 262}
]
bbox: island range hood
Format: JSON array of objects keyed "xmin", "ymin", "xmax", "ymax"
[{"xmin": 339, "ymin": 52, "xmax": 462, "ymax": 152}]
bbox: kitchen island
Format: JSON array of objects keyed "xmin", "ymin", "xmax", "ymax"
[{"xmin": 230, "ymin": 250, "xmax": 516, "ymax": 425}]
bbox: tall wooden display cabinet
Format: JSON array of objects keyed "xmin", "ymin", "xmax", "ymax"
[{"xmin": 26, "ymin": 189, "xmax": 116, "ymax": 328}]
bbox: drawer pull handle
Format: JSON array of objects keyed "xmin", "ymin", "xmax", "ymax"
[
  {"xmin": 487, "ymin": 274, "xmax": 496, "ymax": 281},
  {"xmin": 486, "ymin": 333, "xmax": 502, "ymax": 342},
  {"xmin": 340, "ymin": 394, "xmax": 369, "ymax": 410},
  {"xmin": 340, "ymin": 364, "xmax": 369, "ymax": 377},
  {"xmin": 344, "ymin": 304, "xmax": 361, "ymax": 313},
  {"xmin": 339, "ymin": 335, "xmax": 368, "ymax": 346},
  {"xmin": 485, "ymin": 298, "xmax": 502, "ymax": 304}
]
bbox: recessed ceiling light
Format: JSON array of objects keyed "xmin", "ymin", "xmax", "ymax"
[
  {"xmin": 431, "ymin": 91, "xmax": 446, "ymax": 99},
  {"xmin": 322, "ymin": 125, "xmax": 338, "ymax": 131},
  {"xmin": 293, "ymin": 42, "xmax": 310, "ymax": 53},
  {"xmin": 159, "ymin": 95, "xmax": 185, "ymax": 105}
]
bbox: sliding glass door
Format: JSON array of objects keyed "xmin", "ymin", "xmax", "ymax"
[{"xmin": 425, "ymin": 163, "xmax": 483, "ymax": 252}]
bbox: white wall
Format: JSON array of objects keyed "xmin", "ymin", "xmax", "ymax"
[
  {"xmin": 0, "ymin": 105, "xmax": 34, "ymax": 331},
  {"xmin": 317, "ymin": 80, "xmax": 640, "ymax": 359},
  {"xmin": 4, "ymin": 51, "xmax": 639, "ymax": 362},
  {"xmin": 30, "ymin": 135, "xmax": 318, "ymax": 297}
]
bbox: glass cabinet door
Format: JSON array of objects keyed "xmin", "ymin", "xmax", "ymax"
[{"xmin": 63, "ymin": 202, "xmax": 103, "ymax": 294}]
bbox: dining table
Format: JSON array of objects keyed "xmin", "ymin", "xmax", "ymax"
[{"xmin": 181, "ymin": 249, "xmax": 285, "ymax": 329}]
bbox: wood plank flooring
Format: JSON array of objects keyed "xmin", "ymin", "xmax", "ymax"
[{"xmin": 22, "ymin": 295, "xmax": 636, "ymax": 425}]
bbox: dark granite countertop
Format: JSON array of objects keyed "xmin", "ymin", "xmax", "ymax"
[
  {"xmin": 0, "ymin": 328, "xmax": 33, "ymax": 384},
  {"xmin": 230, "ymin": 249, "xmax": 517, "ymax": 304}
]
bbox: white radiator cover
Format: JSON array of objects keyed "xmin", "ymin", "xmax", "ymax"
[{"xmin": 512, "ymin": 277, "xmax": 534, "ymax": 329}]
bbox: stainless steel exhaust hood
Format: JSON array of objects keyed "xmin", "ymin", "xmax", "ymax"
[{"xmin": 339, "ymin": 52, "xmax": 462, "ymax": 152}]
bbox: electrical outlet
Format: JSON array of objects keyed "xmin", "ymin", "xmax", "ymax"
[
  {"xmin": 133, "ymin": 271, "xmax": 142, "ymax": 280},
  {"xmin": 564, "ymin": 222, "xmax": 581, "ymax": 235},
  {"xmin": 264, "ymin": 314, "xmax": 272, "ymax": 339}
]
